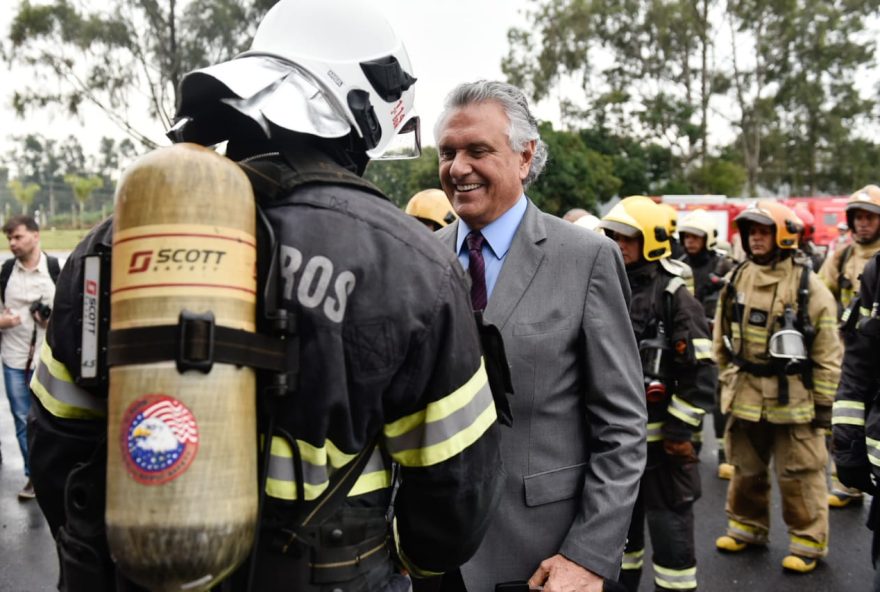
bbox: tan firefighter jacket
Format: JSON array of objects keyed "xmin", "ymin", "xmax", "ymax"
[
  {"xmin": 713, "ymin": 256, "xmax": 841, "ymax": 424},
  {"xmin": 819, "ymin": 236, "xmax": 880, "ymax": 313}
]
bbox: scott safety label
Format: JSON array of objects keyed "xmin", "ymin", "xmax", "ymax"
[
  {"xmin": 111, "ymin": 224, "xmax": 257, "ymax": 304},
  {"xmin": 80, "ymin": 255, "xmax": 101, "ymax": 379}
]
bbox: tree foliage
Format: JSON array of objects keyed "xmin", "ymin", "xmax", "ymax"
[
  {"xmin": 365, "ymin": 147, "xmax": 441, "ymax": 207},
  {"xmin": 7, "ymin": 179, "xmax": 41, "ymax": 214},
  {"xmin": 6, "ymin": 0, "xmax": 274, "ymax": 147},
  {"xmin": 505, "ymin": 0, "xmax": 880, "ymax": 197}
]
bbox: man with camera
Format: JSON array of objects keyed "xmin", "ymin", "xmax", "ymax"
[{"xmin": 0, "ymin": 215, "xmax": 60, "ymax": 500}]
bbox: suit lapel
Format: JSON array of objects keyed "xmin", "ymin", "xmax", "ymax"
[{"xmin": 485, "ymin": 201, "xmax": 546, "ymax": 330}]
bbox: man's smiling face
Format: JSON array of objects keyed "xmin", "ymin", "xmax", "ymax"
[{"xmin": 437, "ymin": 100, "xmax": 534, "ymax": 230}]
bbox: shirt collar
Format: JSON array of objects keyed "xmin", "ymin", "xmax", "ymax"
[
  {"xmin": 14, "ymin": 251, "xmax": 46, "ymax": 273},
  {"xmin": 455, "ymin": 195, "xmax": 528, "ymax": 260}
]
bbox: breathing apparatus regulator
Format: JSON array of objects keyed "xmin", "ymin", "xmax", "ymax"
[
  {"xmin": 769, "ymin": 306, "xmax": 808, "ymax": 362},
  {"xmin": 640, "ymin": 320, "xmax": 672, "ymax": 403}
]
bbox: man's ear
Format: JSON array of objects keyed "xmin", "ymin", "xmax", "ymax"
[{"xmin": 519, "ymin": 139, "xmax": 536, "ymax": 181}]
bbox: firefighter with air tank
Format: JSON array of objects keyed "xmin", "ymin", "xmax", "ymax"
[
  {"xmin": 677, "ymin": 209, "xmax": 736, "ymax": 480},
  {"xmin": 714, "ymin": 200, "xmax": 841, "ymax": 574},
  {"xmin": 599, "ymin": 196, "xmax": 717, "ymax": 592},
  {"xmin": 818, "ymin": 186, "xmax": 880, "ymax": 508}
]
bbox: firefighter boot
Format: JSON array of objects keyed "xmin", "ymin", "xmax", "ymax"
[
  {"xmin": 715, "ymin": 535, "xmax": 748, "ymax": 553},
  {"xmin": 782, "ymin": 554, "xmax": 818, "ymax": 574}
]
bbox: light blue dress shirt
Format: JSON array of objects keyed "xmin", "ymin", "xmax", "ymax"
[{"xmin": 455, "ymin": 195, "xmax": 528, "ymax": 299}]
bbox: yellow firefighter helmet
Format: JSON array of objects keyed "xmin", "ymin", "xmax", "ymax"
[
  {"xmin": 405, "ymin": 189, "xmax": 456, "ymax": 229},
  {"xmin": 658, "ymin": 202, "xmax": 679, "ymax": 236},
  {"xmin": 678, "ymin": 208, "xmax": 718, "ymax": 250},
  {"xmin": 845, "ymin": 185, "xmax": 880, "ymax": 230},
  {"xmin": 598, "ymin": 195, "xmax": 670, "ymax": 261},
  {"xmin": 735, "ymin": 200, "xmax": 800, "ymax": 254}
]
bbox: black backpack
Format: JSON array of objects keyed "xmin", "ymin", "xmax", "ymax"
[{"xmin": 0, "ymin": 253, "xmax": 61, "ymax": 303}]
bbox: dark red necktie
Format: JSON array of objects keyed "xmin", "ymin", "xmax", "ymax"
[{"xmin": 467, "ymin": 231, "xmax": 488, "ymax": 311}]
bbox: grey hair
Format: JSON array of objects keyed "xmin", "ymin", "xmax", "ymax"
[{"xmin": 434, "ymin": 80, "xmax": 548, "ymax": 187}]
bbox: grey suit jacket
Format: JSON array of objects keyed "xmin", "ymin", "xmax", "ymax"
[{"xmin": 437, "ymin": 200, "xmax": 646, "ymax": 591}]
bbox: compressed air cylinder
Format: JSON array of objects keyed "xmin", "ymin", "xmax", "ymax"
[{"xmin": 106, "ymin": 143, "xmax": 257, "ymax": 591}]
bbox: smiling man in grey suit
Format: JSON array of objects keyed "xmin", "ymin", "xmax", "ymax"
[{"xmin": 433, "ymin": 80, "xmax": 647, "ymax": 592}]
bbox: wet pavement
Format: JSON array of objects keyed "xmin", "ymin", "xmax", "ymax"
[{"xmin": 0, "ymin": 391, "xmax": 874, "ymax": 591}]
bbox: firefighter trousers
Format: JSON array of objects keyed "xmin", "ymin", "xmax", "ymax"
[
  {"xmin": 724, "ymin": 418, "xmax": 829, "ymax": 558},
  {"xmin": 620, "ymin": 446, "xmax": 699, "ymax": 592}
]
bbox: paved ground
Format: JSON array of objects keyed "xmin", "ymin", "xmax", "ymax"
[{"xmin": 0, "ymin": 390, "xmax": 874, "ymax": 591}]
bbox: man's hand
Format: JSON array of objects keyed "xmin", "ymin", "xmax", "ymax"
[
  {"xmin": 528, "ymin": 554, "xmax": 603, "ymax": 592},
  {"xmin": 0, "ymin": 309, "xmax": 21, "ymax": 329}
]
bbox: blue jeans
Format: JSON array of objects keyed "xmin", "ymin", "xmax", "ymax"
[{"xmin": 3, "ymin": 364, "xmax": 33, "ymax": 476}]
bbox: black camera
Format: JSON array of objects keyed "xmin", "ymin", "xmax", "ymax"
[{"xmin": 30, "ymin": 300, "xmax": 52, "ymax": 320}]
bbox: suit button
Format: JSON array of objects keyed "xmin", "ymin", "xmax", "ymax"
[{"xmin": 330, "ymin": 528, "xmax": 344, "ymax": 542}]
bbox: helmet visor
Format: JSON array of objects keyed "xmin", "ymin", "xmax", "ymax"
[
  {"xmin": 372, "ymin": 115, "xmax": 421, "ymax": 160},
  {"xmin": 768, "ymin": 329, "xmax": 808, "ymax": 360}
]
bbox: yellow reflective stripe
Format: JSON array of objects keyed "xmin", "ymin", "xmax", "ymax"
[
  {"xmin": 832, "ymin": 400, "xmax": 865, "ymax": 426},
  {"xmin": 817, "ymin": 316, "xmax": 838, "ymax": 329},
  {"xmin": 668, "ymin": 395, "xmax": 706, "ymax": 427},
  {"xmin": 728, "ymin": 519, "xmax": 767, "ymax": 544},
  {"xmin": 622, "ymin": 549, "xmax": 644, "ymax": 570},
  {"xmin": 731, "ymin": 402, "xmax": 762, "ymax": 422},
  {"xmin": 385, "ymin": 359, "xmax": 487, "ymax": 438},
  {"xmin": 30, "ymin": 342, "xmax": 106, "ymax": 420},
  {"xmin": 297, "ymin": 437, "xmax": 357, "ymax": 470},
  {"xmin": 393, "ymin": 518, "xmax": 443, "ymax": 578},
  {"xmin": 764, "ymin": 404, "xmax": 814, "ymax": 423},
  {"xmin": 790, "ymin": 535, "xmax": 826, "ymax": 552},
  {"xmin": 866, "ymin": 437, "xmax": 880, "ymax": 467},
  {"xmin": 386, "ymin": 361, "xmax": 496, "ymax": 467},
  {"xmin": 653, "ymin": 564, "xmax": 697, "ymax": 590},
  {"xmin": 266, "ymin": 440, "xmax": 391, "ymax": 501},
  {"xmin": 860, "ymin": 307, "xmax": 871, "ymax": 318},
  {"xmin": 348, "ymin": 447, "xmax": 392, "ymax": 497},
  {"xmin": 692, "ymin": 338, "xmax": 712, "ymax": 360},
  {"xmin": 813, "ymin": 379, "xmax": 838, "ymax": 397},
  {"xmin": 647, "ymin": 421, "xmax": 664, "ymax": 442},
  {"xmin": 841, "ymin": 288, "xmax": 854, "ymax": 309}
]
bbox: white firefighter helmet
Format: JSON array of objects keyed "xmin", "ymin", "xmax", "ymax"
[
  {"xmin": 573, "ymin": 213, "xmax": 601, "ymax": 232},
  {"xmin": 170, "ymin": 0, "xmax": 420, "ymax": 160},
  {"xmin": 678, "ymin": 209, "xmax": 719, "ymax": 250}
]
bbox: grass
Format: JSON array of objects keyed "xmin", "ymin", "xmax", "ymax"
[{"xmin": 38, "ymin": 229, "xmax": 91, "ymax": 251}]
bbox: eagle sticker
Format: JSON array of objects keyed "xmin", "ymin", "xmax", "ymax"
[{"xmin": 121, "ymin": 394, "xmax": 199, "ymax": 485}]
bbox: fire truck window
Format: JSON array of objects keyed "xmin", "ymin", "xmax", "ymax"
[{"xmin": 824, "ymin": 213, "xmax": 839, "ymax": 226}]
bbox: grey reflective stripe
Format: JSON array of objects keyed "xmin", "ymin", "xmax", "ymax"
[
  {"xmin": 385, "ymin": 381, "xmax": 493, "ymax": 455},
  {"xmin": 267, "ymin": 448, "xmax": 327, "ymax": 487},
  {"xmin": 831, "ymin": 406, "xmax": 865, "ymax": 426},
  {"xmin": 622, "ymin": 549, "xmax": 644, "ymax": 570},
  {"xmin": 34, "ymin": 358, "xmax": 106, "ymax": 414},
  {"xmin": 654, "ymin": 565, "xmax": 697, "ymax": 590},
  {"xmin": 666, "ymin": 277, "xmax": 686, "ymax": 295},
  {"xmin": 668, "ymin": 395, "xmax": 705, "ymax": 427},
  {"xmin": 647, "ymin": 422, "xmax": 664, "ymax": 442},
  {"xmin": 362, "ymin": 445, "xmax": 386, "ymax": 474}
]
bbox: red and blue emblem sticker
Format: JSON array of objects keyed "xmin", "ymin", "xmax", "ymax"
[{"xmin": 121, "ymin": 394, "xmax": 199, "ymax": 485}]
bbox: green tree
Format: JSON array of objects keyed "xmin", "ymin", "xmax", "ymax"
[
  {"xmin": 686, "ymin": 157, "xmax": 747, "ymax": 196},
  {"xmin": 365, "ymin": 147, "xmax": 441, "ymax": 207},
  {"xmin": 64, "ymin": 173, "xmax": 104, "ymax": 228},
  {"xmin": 6, "ymin": 0, "xmax": 274, "ymax": 146},
  {"xmin": 7, "ymin": 179, "xmax": 41, "ymax": 214},
  {"xmin": 528, "ymin": 124, "xmax": 621, "ymax": 215}
]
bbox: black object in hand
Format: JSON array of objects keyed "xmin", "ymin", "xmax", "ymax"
[{"xmin": 29, "ymin": 300, "xmax": 52, "ymax": 320}]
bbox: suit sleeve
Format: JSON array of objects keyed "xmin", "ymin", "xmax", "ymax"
[
  {"xmin": 558, "ymin": 239, "xmax": 647, "ymax": 580},
  {"xmin": 387, "ymin": 266, "xmax": 503, "ymax": 577},
  {"xmin": 663, "ymin": 285, "xmax": 718, "ymax": 441},
  {"xmin": 833, "ymin": 258, "xmax": 878, "ymax": 476}
]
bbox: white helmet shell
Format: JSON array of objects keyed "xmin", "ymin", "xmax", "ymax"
[{"xmin": 172, "ymin": 0, "xmax": 419, "ymax": 159}]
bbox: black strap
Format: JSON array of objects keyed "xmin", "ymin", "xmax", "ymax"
[
  {"xmin": 0, "ymin": 257, "xmax": 13, "ymax": 303},
  {"xmin": 272, "ymin": 434, "xmax": 383, "ymax": 555},
  {"xmin": 1, "ymin": 252, "xmax": 61, "ymax": 303},
  {"xmin": 796, "ymin": 263, "xmax": 815, "ymax": 390},
  {"xmin": 107, "ymin": 314, "xmax": 289, "ymax": 374}
]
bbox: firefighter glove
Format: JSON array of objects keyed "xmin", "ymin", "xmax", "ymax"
[{"xmin": 663, "ymin": 439, "xmax": 698, "ymax": 462}]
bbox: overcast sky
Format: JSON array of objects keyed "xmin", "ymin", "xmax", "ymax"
[{"xmin": 0, "ymin": 0, "xmax": 548, "ymax": 156}]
